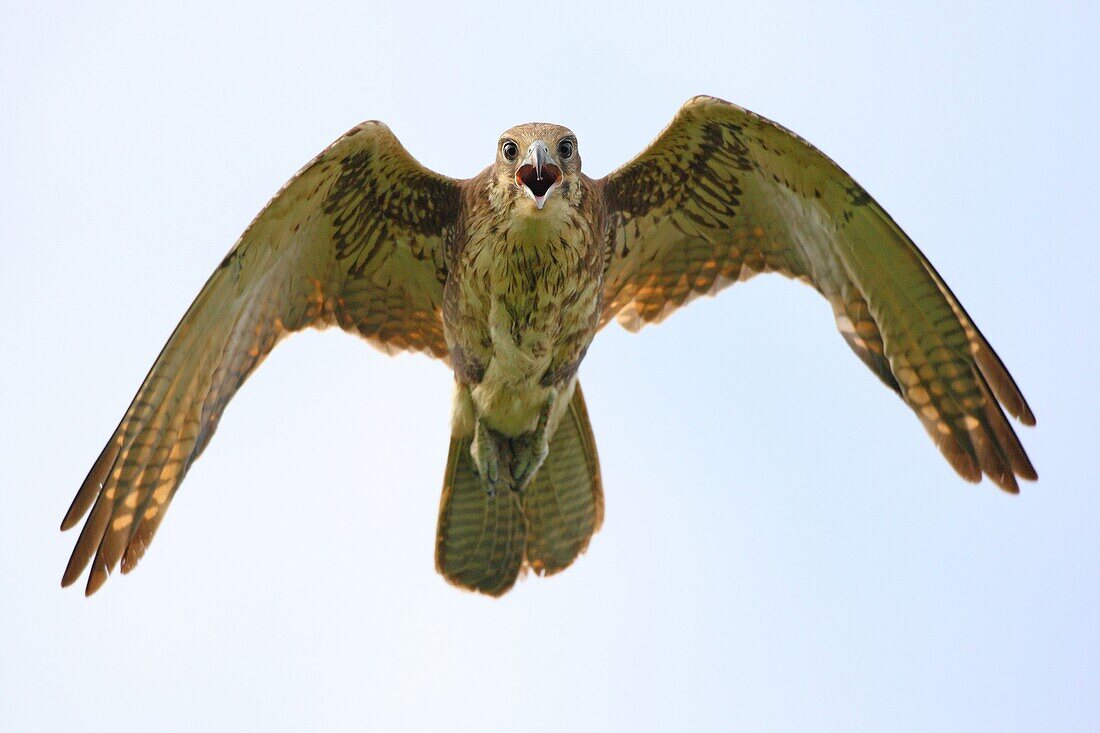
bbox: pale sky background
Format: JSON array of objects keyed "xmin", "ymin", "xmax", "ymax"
[{"xmin": 2, "ymin": 1, "xmax": 1097, "ymax": 731}]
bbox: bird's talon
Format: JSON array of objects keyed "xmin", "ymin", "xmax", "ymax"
[
  {"xmin": 512, "ymin": 392, "xmax": 554, "ymax": 491},
  {"xmin": 513, "ymin": 442, "xmax": 549, "ymax": 491},
  {"xmin": 471, "ymin": 418, "xmax": 502, "ymax": 494}
]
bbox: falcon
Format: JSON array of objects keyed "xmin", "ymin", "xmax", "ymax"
[{"xmin": 61, "ymin": 96, "xmax": 1037, "ymax": 597}]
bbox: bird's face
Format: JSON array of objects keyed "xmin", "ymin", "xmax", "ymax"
[{"xmin": 493, "ymin": 123, "xmax": 581, "ymax": 212}]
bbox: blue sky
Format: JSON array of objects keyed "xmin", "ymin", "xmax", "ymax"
[{"xmin": 2, "ymin": 1, "xmax": 1097, "ymax": 730}]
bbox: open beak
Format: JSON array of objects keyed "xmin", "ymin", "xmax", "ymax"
[{"xmin": 515, "ymin": 140, "xmax": 562, "ymax": 210}]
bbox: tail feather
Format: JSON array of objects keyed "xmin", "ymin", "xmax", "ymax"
[
  {"xmin": 524, "ymin": 382, "xmax": 603, "ymax": 575},
  {"xmin": 435, "ymin": 435, "xmax": 527, "ymax": 597},
  {"xmin": 435, "ymin": 381, "xmax": 603, "ymax": 596}
]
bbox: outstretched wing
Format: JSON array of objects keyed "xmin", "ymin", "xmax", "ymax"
[
  {"xmin": 600, "ymin": 95, "xmax": 1035, "ymax": 492},
  {"xmin": 62, "ymin": 121, "xmax": 462, "ymax": 594}
]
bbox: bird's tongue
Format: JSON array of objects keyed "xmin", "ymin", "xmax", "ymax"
[{"xmin": 516, "ymin": 163, "xmax": 561, "ymax": 198}]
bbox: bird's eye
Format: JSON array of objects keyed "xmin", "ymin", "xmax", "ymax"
[
  {"xmin": 558, "ymin": 139, "xmax": 575, "ymax": 159},
  {"xmin": 501, "ymin": 140, "xmax": 519, "ymax": 161}
]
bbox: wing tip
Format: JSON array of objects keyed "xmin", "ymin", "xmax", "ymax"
[
  {"xmin": 59, "ymin": 569, "xmax": 79, "ymax": 589},
  {"xmin": 992, "ymin": 473, "xmax": 1021, "ymax": 495},
  {"xmin": 1019, "ymin": 407, "xmax": 1037, "ymax": 427},
  {"xmin": 85, "ymin": 565, "xmax": 109, "ymax": 596},
  {"xmin": 61, "ymin": 539, "xmax": 95, "ymax": 591},
  {"xmin": 984, "ymin": 461, "xmax": 1037, "ymax": 494}
]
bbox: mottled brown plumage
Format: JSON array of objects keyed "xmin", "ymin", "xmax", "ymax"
[{"xmin": 62, "ymin": 96, "xmax": 1036, "ymax": 597}]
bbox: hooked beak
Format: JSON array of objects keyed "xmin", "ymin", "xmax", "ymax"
[{"xmin": 515, "ymin": 140, "xmax": 562, "ymax": 210}]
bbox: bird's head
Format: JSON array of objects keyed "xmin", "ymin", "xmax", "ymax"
[{"xmin": 493, "ymin": 123, "xmax": 581, "ymax": 212}]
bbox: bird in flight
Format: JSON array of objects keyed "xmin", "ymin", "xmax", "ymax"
[{"xmin": 61, "ymin": 96, "xmax": 1036, "ymax": 597}]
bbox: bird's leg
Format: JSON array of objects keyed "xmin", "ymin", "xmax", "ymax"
[
  {"xmin": 512, "ymin": 388, "xmax": 558, "ymax": 491},
  {"xmin": 470, "ymin": 417, "xmax": 503, "ymax": 496}
]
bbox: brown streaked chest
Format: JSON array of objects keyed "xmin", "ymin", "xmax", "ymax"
[{"xmin": 443, "ymin": 181, "xmax": 606, "ymax": 385}]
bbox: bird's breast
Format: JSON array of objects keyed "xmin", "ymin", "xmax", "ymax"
[
  {"xmin": 445, "ymin": 203, "xmax": 603, "ymax": 432},
  {"xmin": 483, "ymin": 211, "xmax": 585, "ymax": 358}
]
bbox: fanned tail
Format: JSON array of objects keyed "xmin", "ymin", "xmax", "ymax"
[{"xmin": 435, "ymin": 382, "xmax": 603, "ymax": 596}]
